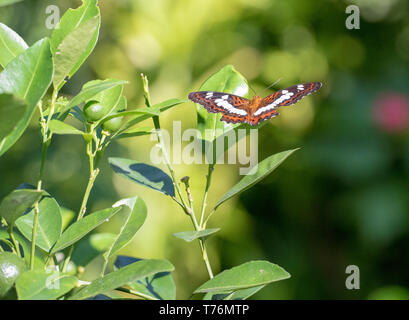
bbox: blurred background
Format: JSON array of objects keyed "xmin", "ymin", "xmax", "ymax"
[{"xmin": 1, "ymin": 0, "xmax": 409, "ymax": 299}]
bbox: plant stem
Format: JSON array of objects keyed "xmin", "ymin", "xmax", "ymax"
[
  {"xmin": 62, "ymin": 138, "xmax": 99, "ymax": 272},
  {"xmin": 199, "ymin": 164, "xmax": 215, "ymax": 227},
  {"xmin": 31, "ymin": 90, "xmax": 57, "ymax": 270},
  {"xmin": 8, "ymin": 228, "xmax": 21, "ymax": 257}
]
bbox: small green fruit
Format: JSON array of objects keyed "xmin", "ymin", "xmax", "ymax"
[
  {"xmin": 0, "ymin": 252, "xmax": 27, "ymax": 297},
  {"xmin": 83, "ymin": 100, "xmax": 107, "ymax": 122},
  {"xmin": 102, "ymin": 117, "xmax": 123, "ymax": 132}
]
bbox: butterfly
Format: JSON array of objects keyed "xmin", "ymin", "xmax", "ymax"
[{"xmin": 188, "ymin": 82, "xmax": 322, "ymax": 126}]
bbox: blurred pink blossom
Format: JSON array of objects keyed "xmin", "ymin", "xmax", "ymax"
[{"xmin": 373, "ymin": 92, "xmax": 409, "ymax": 133}]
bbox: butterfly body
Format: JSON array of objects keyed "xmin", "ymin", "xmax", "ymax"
[{"xmin": 189, "ymin": 82, "xmax": 322, "ymax": 126}]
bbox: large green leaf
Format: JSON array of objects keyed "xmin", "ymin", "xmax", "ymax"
[
  {"xmin": 16, "ymin": 270, "xmax": 77, "ymax": 300},
  {"xmin": 195, "ymin": 65, "xmax": 249, "ymax": 142},
  {"xmin": 53, "ymin": 16, "xmax": 100, "ymax": 89},
  {"xmin": 0, "ymin": 189, "xmax": 42, "ymax": 226},
  {"xmin": 69, "ymin": 259, "xmax": 174, "ymax": 300},
  {"xmin": 15, "ymin": 192, "xmax": 62, "ymax": 252},
  {"xmin": 61, "ymin": 79, "xmax": 127, "ymax": 116},
  {"xmin": 173, "ymin": 228, "xmax": 220, "ymax": 242},
  {"xmin": 109, "ymin": 158, "xmax": 175, "ymax": 197},
  {"xmin": 194, "ymin": 260, "xmax": 290, "ymax": 294},
  {"xmin": 103, "ymin": 196, "xmax": 147, "ymax": 261},
  {"xmin": 51, "ymin": 0, "xmax": 100, "ymax": 89},
  {"xmin": 0, "ymin": 38, "xmax": 53, "ymax": 157},
  {"xmin": 114, "ymin": 256, "xmax": 176, "ymax": 300},
  {"xmin": 0, "ymin": 23, "xmax": 28, "ymax": 67},
  {"xmin": 0, "ymin": 94, "xmax": 26, "ymax": 140},
  {"xmin": 51, "ymin": 207, "xmax": 120, "ymax": 253},
  {"xmin": 214, "ymin": 149, "xmax": 299, "ymax": 210},
  {"xmin": 48, "ymin": 119, "xmax": 91, "ymax": 141}
]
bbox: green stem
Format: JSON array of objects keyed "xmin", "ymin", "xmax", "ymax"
[
  {"xmin": 199, "ymin": 164, "xmax": 215, "ymax": 227},
  {"xmin": 30, "ymin": 89, "xmax": 57, "ymax": 270},
  {"xmin": 8, "ymin": 228, "xmax": 21, "ymax": 257}
]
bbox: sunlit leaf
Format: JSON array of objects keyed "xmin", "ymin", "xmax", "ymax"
[
  {"xmin": 0, "ymin": 38, "xmax": 53, "ymax": 157},
  {"xmin": 194, "ymin": 260, "xmax": 290, "ymax": 294},
  {"xmin": 16, "ymin": 270, "xmax": 77, "ymax": 300},
  {"xmin": 173, "ymin": 228, "xmax": 220, "ymax": 242},
  {"xmin": 0, "ymin": 22, "xmax": 28, "ymax": 67},
  {"xmin": 103, "ymin": 196, "xmax": 147, "ymax": 261},
  {"xmin": 214, "ymin": 149, "xmax": 299, "ymax": 210},
  {"xmin": 69, "ymin": 259, "xmax": 174, "ymax": 300},
  {"xmin": 15, "ymin": 191, "xmax": 62, "ymax": 252},
  {"xmin": 51, "ymin": 207, "xmax": 120, "ymax": 253}
]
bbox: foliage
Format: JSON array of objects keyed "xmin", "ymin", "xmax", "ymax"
[{"xmin": 0, "ymin": 0, "xmax": 298, "ymax": 300}]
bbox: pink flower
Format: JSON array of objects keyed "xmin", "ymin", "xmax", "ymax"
[{"xmin": 373, "ymin": 93, "xmax": 409, "ymax": 133}]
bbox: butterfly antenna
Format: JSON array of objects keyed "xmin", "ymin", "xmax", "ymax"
[{"xmin": 261, "ymin": 78, "xmax": 282, "ymax": 94}]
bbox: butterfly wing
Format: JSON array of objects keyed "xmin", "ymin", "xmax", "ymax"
[
  {"xmin": 188, "ymin": 91, "xmax": 249, "ymax": 124},
  {"xmin": 250, "ymin": 82, "xmax": 322, "ymax": 125}
]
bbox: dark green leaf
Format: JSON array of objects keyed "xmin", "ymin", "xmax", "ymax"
[
  {"xmin": 0, "ymin": 94, "xmax": 26, "ymax": 140},
  {"xmin": 0, "ymin": 0, "xmax": 23, "ymax": 8},
  {"xmin": 69, "ymin": 259, "xmax": 174, "ymax": 300},
  {"xmin": 214, "ymin": 149, "xmax": 299, "ymax": 210},
  {"xmin": 109, "ymin": 158, "xmax": 175, "ymax": 197},
  {"xmin": 51, "ymin": 207, "xmax": 120, "ymax": 253},
  {"xmin": 0, "ymin": 38, "xmax": 53, "ymax": 157},
  {"xmin": 15, "ymin": 192, "xmax": 62, "ymax": 252},
  {"xmin": 48, "ymin": 119, "xmax": 84, "ymax": 135},
  {"xmin": 16, "ymin": 270, "xmax": 77, "ymax": 300},
  {"xmin": 194, "ymin": 260, "xmax": 290, "ymax": 294},
  {"xmin": 173, "ymin": 228, "xmax": 220, "ymax": 242},
  {"xmin": 203, "ymin": 285, "xmax": 265, "ymax": 300},
  {"xmin": 0, "ymin": 22, "xmax": 28, "ymax": 67},
  {"xmin": 0, "ymin": 189, "xmax": 42, "ymax": 226},
  {"xmin": 114, "ymin": 256, "xmax": 176, "ymax": 300},
  {"xmin": 103, "ymin": 196, "xmax": 147, "ymax": 260}
]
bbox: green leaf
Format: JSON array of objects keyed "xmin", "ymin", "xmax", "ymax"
[
  {"xmin": 203, "ymin": 285, "xmax": 265, "ymax": 300},
  {"xmin": 120, "ymin": 98, "xmax": 186, "ymax": 133},
  {"xmin": 50, "ymin": 0, "xmax": 100, "ymax": 89},
  {"xmin": 69, "ymin": 259, "xmax": 174, "ymax": 300},
  {"xmin": 214, "ymin": 149, "xmax": 299, "ymax": 210},
  {"xmin": 0, "ymin": 227, "xmax": 46, "ymax": 270},
  {"xmin": 195, "ymin": 65, "xmax": 249, "ymax": 142},
  {"xmin": 103, "ymin": 196, "xmax": 147, "ymax": 261},
  {"xmin": 49, "ymin": 119, "xmax": 84, "ymax": 135},
  {"xmin": 51, "ymin": 207, "xmax": 120, "ymax": 253},
  {"xmin": 72, "ymin": 233, "xmax": 116, "ymax": 266},
  {"xmin": 173, "ymin": 228, "xmax": 220, "ymax": 242},
  {"xmin": 53, "ymin": 16, "xmax": 100, "ymax": 89},
  {"xmin": 0, "ymin": 23, "xmax": 28, "ymax": 67},
  {"xmin": 0, "ymin": 38, "xmax": 53, "ymax": 157},
  {"xmin": 116, "ymin": 127, "xmax": 153, "ymax": 139},
  {"xmin": 16, "ymin": 270, "xmax": 77, "ymax": 300},
  {"xmin": 0, "ymin": 94, "xmax": 26, "ymax": 140},
  {"xmin": 0, "ymin": 0, "xmax": 23, "ymax": 8},
  {"xmin": 115, "ymin": 256, "xmax": 176, "ymax": 300},
  {"xmin": 15, "ymin": 192, "xmax": 62, "ymax": 252},
  {"xmin": 61, "ymin": 79, "xmax": 127, "ymax": 116},
  {"xmin": 0, "ymin": 189, "xmax": 42, "ymax": 226},
  {"xmin": 194, "ymin": 260, "xmax": 290, "ymax": 294},
  {"xmin": 109, "ymin": 158, "xmax": 175, "ymax": 197}
]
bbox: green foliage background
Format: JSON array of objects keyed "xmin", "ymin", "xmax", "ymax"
[{"xmin": 1, "ymin": 0, "xmax": 409, "ymax": 299}]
